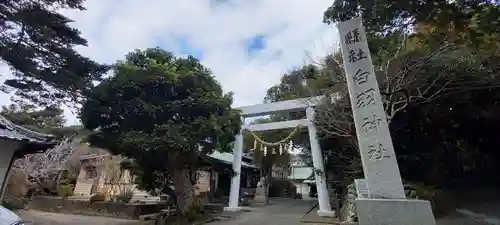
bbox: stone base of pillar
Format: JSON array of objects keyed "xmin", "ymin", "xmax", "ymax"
[
  {"xmin": 317, "ymin": 210, "xmax": 336, "ymax": 217},
  {"xmin": 223, "ymin": 206, "xmax": 245, "ymax": 212},
  {"xmin": 356, "ymin": 199, "xmax": 436, "ymax": 225},
  {"xmin": 253, "ymin": 194, "xmax": 266, "ymax": 203}
]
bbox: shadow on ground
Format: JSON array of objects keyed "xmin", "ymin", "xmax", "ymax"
[
  {"xmin": 17, "ymin": 198, "xmax": 317, "ymax": 225},
  {"xmin": 18, "ymin": 210, "xmax": 143, "ymax": 225},
  {"xmin": 436, "ymin": 188, "xmax": 500, "ymax": 225}
]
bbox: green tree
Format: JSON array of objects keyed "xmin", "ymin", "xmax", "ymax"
[
  {"xmin": 1, "ymin": 0, "xmax": 109, "ymax": 106},
  {"xmin": 323, "ymin": 0, "xmax": 500, "ymax": 38},
  {"xmin": 80, "ymin": 48, "xmax": 241, "ymax": 213}
]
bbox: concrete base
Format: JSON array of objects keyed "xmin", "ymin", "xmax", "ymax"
[
  {"xmin": 356, "ymin": 199, "xmax": 436, "ymax": 225},
  {"xmin": 317, "ymin": 210, "xmax": 336, "ymax": 217},
  {"xmin": 223, "ymin": 206, "xmax": 243, "ymax": 212},
  {"xmin": 223, "ymin": 206, "xmax": 252, "ymax": 212},
  {"xmin": 340, "ymin": 222, "xmax": 359, "ymax": 225},
  {"xmin": 253, "ymin": 195, "xmax": 267, "ymax": 203}
]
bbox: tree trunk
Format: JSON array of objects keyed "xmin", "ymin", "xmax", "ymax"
[
  {"xmin": 264, "ymin": 168, "xmax": 271, "ymax": 205},
  {"xmin": 172, "ymin": 168, "xmax": 196, "ymax": 214},
  {"xmin": 208, "ymin": 170, "xmax": 215, "ymax": 203}
]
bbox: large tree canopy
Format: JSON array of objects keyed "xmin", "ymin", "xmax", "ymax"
[
  {"xmin": 1, "ymin": 0, "xmax": 109, "ymax": 106},
  {"xmin": 80, "ymin": 48, "xmax": 241, "ymax": 213},
  {"xmin": 323, "ymin": 0, "xmax": 500, "ymax": 36}
]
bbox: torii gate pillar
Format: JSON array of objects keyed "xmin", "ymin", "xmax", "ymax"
[
  {"xmin": 306, "ymin": 107, "xmax": 335, "ymax": 217},
  {"xmin": 226, "ymin": 117, "xmax": 245, "ymax": 211}
]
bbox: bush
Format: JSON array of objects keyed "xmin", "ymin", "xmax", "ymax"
[
  {"xmin": 407, "ymin": 183, "xmax": 438, "ymax": 202},
  {"xmin": 115, "ymin": 188, "xmax": 134, "ymax": 203},
  {"xmin": 57, "ymin": 184, "xmax": 74, "ymax": 198},
  {"xmin": 1, "ymin": 199, "xmax": 14, "ymax": 210},
  {"xmin": 406, "ymin": 183, "xmax": 456, "ymax": 217},
  {"xmin": 185, "ymin": 199, "xmax": 204, "ymax": 222}
]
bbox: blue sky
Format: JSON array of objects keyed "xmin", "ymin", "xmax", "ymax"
[
  {"xmin": 247, "ymin": 35, "xmax": 267, "ymax": 54},
  {"xmin": 173, "ymin": 36, "xmax": 204, "ymax": 59},
  {"xmin": 0, "ymin": 0, "xmax": 339, "ymax": 125}
]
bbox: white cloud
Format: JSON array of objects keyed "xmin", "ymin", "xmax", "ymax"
[{"xmin": 0, "ymin": 0, "xmax": 339, "ymax": 125}]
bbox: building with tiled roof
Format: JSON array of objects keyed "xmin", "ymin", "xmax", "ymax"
[{"xmin": 0, "ymin": 115, "xmax": 57, "ymax": 200}]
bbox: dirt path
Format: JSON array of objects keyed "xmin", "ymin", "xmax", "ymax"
[{"xmin": 17, "ymin": 210, "xmax": 142, "ymax": 225}]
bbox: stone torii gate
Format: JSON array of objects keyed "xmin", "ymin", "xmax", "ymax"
[{"xmin": 224, "ymin": 96, "xmax": 335, "ymax": 217}]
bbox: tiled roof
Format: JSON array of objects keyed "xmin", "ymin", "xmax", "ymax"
[
  {"xmin": 80, "ymin": 150, "xmax": 260, "ymax": 169},
  {"xmin": 79, "ymin": 153, "xmax": 108, "ymax": 160},
  {"xmin": 208, "ymin": 151, "xmax": 259, "ymax": 169},
  {"xmin": 0, "ymin": 115, "xmax": 56, "ymax": 144}
]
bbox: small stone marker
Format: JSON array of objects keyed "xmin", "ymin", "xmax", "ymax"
[
  {"xmin": 338, "ymin": 17, "xmax": 405, "ymax": 200},
  {"xmin": 354, "ymin": 179, "xmax": 370, "ymax": 199}
]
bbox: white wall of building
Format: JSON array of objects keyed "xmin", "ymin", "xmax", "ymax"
[{"xmin": 0, "ymin": 139, "xmax": 21, "ymax": 200}]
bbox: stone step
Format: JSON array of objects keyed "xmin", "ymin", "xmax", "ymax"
[
  {"xmin": 68, "ymin": 195, "xmax": 90, "ymax": 201},
  {"xmin": 73, "ymin": 182, "xmax": 93, "ymax": 196}
]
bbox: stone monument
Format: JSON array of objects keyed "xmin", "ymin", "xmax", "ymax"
[{"xmin": 338, "ymin": 17, "xmax": 436, "ymax": 225}]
